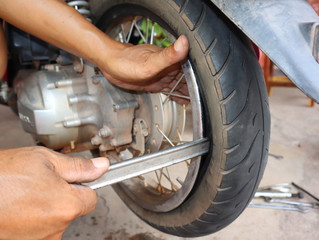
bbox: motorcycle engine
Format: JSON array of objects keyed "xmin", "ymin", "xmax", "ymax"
[
  {"xmin": 15, "ymin": 62, "xmax": 185, "ymax": 154},
  {"xmin": 7, "ymin": 1, "xmax": 185, "ymax": 155}
]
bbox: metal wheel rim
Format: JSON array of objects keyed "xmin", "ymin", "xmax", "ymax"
[{"xmin": 105, "ymin": 13, "xmax": 203, "ymax": 212}]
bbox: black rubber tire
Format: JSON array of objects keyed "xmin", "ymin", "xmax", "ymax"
[{"xmin": 97, "ymin": 0, "xmax": 270, "ymax": 237}]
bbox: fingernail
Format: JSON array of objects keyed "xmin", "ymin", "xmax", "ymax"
[
  {"xmin": 91, "ymin": 157, "xmax": 108, "ymax": 168},
  {"xmin": 174, "ymin": 36, "xmax": 184, "ymax": 52}
]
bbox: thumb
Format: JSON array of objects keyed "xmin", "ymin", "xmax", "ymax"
[
  {"xmin": 51, "ymin": 155, "xmax": 109, "ymax": 183},
  {"xmin": 149, "ymin": 35, "xmax": 189, "ymax": 70},
  {"xmin": 173, "ymin": 35, "xmax": 189, "ymax": 59},
  {"xmin": 69, "ymin": 184, "xmax": 98, "ymax": 216}
]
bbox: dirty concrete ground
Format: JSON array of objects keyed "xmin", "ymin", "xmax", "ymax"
[{"xmin": 0, "ymin": 87, "xmax": 318, "ymax": 240}]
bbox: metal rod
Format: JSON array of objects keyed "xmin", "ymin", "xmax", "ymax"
[
  {"xmin": 150, "ymin": 23, "xmax": 155, "ymax": 45},
  {"xmin": 134, "ymin": 21, "xmax": 147, "ymax": 43},
  {"xmin": 156, "ymin": 125, "xmax": 175, "ymax": 147},
  {"xmin": 255, "ymin": 192, "xmax": 302, "ymax": 198},
  {"xmin": 265, "ymin": 198, "xmax": 319, "ymax": 209},
  {"xmin": 85, "ymin": 138, "xmax": 209, "ymax": 189},
  {"xmin": 161, "ymin": 92, "xmax": 191, "ymax": 100},
  {"xmin": 249, "ymin": 203, "xmax": 310, "ymax": 213},
  {"xmin": 163, "ymin": 74, "xmax": 185, "ymax": 104},
  {"xmin": 292, "ymin": 182, "xmax": 319, "ymax": 202},
  {"xmin": 126, "ymin": 19, "xmax": 136, "ymax": 43}
]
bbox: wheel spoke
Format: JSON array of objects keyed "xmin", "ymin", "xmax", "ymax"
[
  {"xmin": 155, "ymin": 166, "xmax": 179, "ymax": 193},
  {"xmin": 158, "ymin": 36, "xmax": 168, "ymax": 46},
  {"xmin": 155, "ymin": 169, "xmax": 162, "ymax": 183},
  {"xmin": 165, "ymin": 167, "xmax": 179, "ymax": 192},
  {"xmin": 118, "ymin": 24, "xmax": 126, "ymax": 43},
  {"xmin": 156, "ymin": 125, "xmax": 175, "ymax": 192},
  {"xmin": 177, "ymin": 177, "xmax": 184, "ymax": 186},
  {"xmin": 156, "ymin": 124, "xmax": 175, "ymax": 147},
  {"xmin": 150, "ymin": 23, "xmax": 155, "ymax": 45},
  {"xmin": 186, "ymin": 159, "xmax": 191, "ymax": 167},
  {"xmin": 104, "ymin": 14, "xmax": 204, "ymax": 211},
  {"xmin": 118, "ymin": 32, "xmax": 125, "ymax": 43},
  {"xmin": 155, "ymin": 169, "xmax": 167, "ymax": 194},
  {"xmin": 126, "ymin": 19, "xmax": 136, "ymax": 43},
  {"xmin": 161, "ymin": 92, "xmax": 191, "ymax": 100},
  {"xmin": 162, "ymin": 169, "xmax": 179, "ymax": 192},
  {"xmin": 134, "ymin": 20, "xmax": 147, "ymax": 43},
  {"xmin": 163, "ymin": 74, "xmax": 185, "ymax": 104},
  {"xmin": 177, "ymin": 128, "xmax": 183, "ymax": 142},
  {"xmin": 145, "ymin": 18, "xmax": 150, "ymax": 43},
  {"xmin": 176, "ymin": 129, "xmax": 190, "ymax": 168}
]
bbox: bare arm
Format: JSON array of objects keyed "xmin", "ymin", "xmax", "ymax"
[
  {"xmin": 0, "ymin": 0, "xmax": 189, "ymax": 94},
  {"xmin": 0, "ymin": 147, "xmax": 109, "ymax": 239},
  {"xmin": 0, "ymin": 23, "xmax": 6, "ymax": 78},
  {"xmin": 0, "ymin": 0, "xmax": 121, "ymax": 64},
  {"xmin": 0, "ymin": 1, "xmax": 189, "ymax": 238}
]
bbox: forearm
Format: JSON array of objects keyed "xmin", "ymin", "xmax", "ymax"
[
  {"xmin": 0, "ymin": 0, "xmax": 123, "ymax": 67},
  {"xmin": 0, "ymin": 24, "xmax": 7, "ymax": 78},
  {"xmin": 0, "ymin": 0, "xmax": 189, "ymax": 93}
]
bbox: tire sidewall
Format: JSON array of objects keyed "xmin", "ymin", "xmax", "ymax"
[{"xmin": 95, "ymin": 0, "xmax": 269, "ymax": 235}]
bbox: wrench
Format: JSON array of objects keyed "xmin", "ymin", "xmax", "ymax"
[
  {"xmin": 255, "ymin": 191, "xmax": 303, "ymax": 198},
  {"xmin": 249, "ymin": 203, "xmax": 310, "ymax": 213},
  {"xmin": 265, "ymin": 198, "xmax": 319, "ymax": 209},
  {"xmin": 268, "ymin": 153, "xmax": 284, "ymax": 160},
  {"xmin": 258, "ymin": 183, "xmax": 292, "ymax": 193}
]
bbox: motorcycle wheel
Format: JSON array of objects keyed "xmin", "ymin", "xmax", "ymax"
[{"xmin": 96, "ymin": 0, "xmax": 270, "ymax": 237}]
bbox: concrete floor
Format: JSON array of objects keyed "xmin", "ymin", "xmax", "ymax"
[{"xmin": 0, "ymin": 87, "xmax": 318, "ymax": 240}]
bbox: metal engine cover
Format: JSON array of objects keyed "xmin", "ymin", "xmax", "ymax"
[
  {"xmin": 15, "ymin": 60, "xmax": 185, "ymax": 153},
  {"xmin": 15, "ymin": 64, "xmax": 140, "ymax": 151},
  {"xmin": 16, "ymin": 68, "xmax": 96, "ymax": 149}
]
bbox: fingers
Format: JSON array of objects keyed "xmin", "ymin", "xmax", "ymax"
[
  {"xmin": 173, "ymin": 35, "xmax": 189, "ymax": 57},
  {"xmin": 0, "ymin": 147, "xmax": 103, "ymax": 239},
  {"xmin": 49, "ymin": 153, "xmax": 110, "ymax": 183},
  {"xmin": 148, "ymin": 35, "xmax": 189, "ymax": 73},
  {"xmin": 49, "ymin": 154, "xmax": 107, "ymax": 216},
  {"xmin": 101, "ymin": 35, "xmax": 189, "ymax": 93},
  {"xmin": 69, "ymin": 184, "xmax": 98, "ymax": 216}
]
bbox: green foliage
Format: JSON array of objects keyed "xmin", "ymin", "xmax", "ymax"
[{"xmin": 139, "ymin": 19, "xmax": 171, "ymax": 47}]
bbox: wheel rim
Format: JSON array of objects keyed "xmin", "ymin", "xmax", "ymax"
[{"xmin": 105, "ymin": 13, "xmax": 204, "ymax": 212}]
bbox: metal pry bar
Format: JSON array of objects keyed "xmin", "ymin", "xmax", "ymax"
[{"xmin": 85, "ymin": 138, "xmax": 210, "ymax": 189}]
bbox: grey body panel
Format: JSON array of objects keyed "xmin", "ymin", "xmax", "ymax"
[
  {"xmin": 90, "ymin": 0, "xmax": 319, "ymax": 102},
  {"xmin": 211, "ymin": 0, "xmax": 319, "ymax": 102}
]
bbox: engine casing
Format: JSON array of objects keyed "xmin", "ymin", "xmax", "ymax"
[{"xmin": 16, "ymin": 64, "xmax": 138, "ymax": 150}]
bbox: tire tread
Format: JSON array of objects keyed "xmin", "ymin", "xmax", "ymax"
[{"xmin": 101, "ymin": 0, "xmax": 270, "ymax": 237}]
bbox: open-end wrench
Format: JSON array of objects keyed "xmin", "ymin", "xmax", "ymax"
[
  {"xmin": 258, "ymin": 183, "xmax": 292, "ymax": 193},
  {"xmin": 254, "ymin": 191, "xmax": 303, "ymax": 198},
  {"xmin": 268, "ymin": 153, "xmax": 284, "ymax": 160},
  {"xmin": 249, "ymin": 203, "xmax": 310, "ymax": 213},
  {"xmin": 265, "ymin": 198, "xmax": 319, "ymax": 209}
]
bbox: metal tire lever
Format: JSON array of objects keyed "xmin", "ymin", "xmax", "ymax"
[
  {"xmin": 249, "ymin": 203, "xmax": 310, "ymax": 213},
  {"xmin": 84, "ymin": 138, "xmax": 209, "ymax": 190},
  {"xmin": 265, "ymin": 197, "xmax": 319, "ymax": 209}
]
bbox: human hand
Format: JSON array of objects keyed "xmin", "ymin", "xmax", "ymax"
[
  {"xmin": 0, "ymin": 0, "xmax": 189, "ymax": 102},
  {"xmin": 0, "ymin": 147, "xmax": 109, "ymax": 240},
  {"xmin": 101, "ymin": 35, "xmax": 190, "ymax": 104}
]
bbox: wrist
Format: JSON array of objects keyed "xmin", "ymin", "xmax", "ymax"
[{"xmin": 92, "ymin": 36, "xmax": 129, "ymax": 73}]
